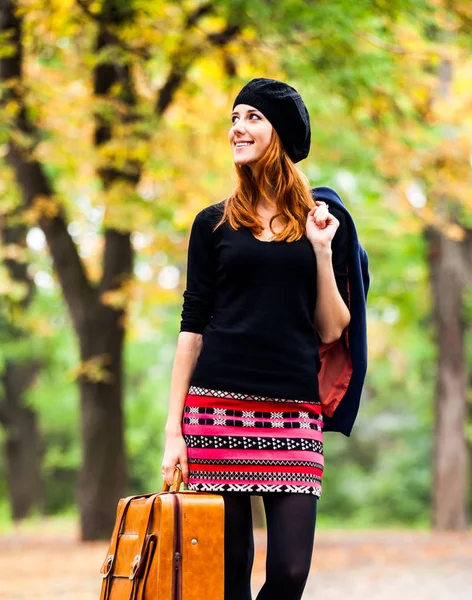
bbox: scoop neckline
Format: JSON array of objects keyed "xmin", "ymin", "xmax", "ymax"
[
  {"xmin": 252, "ymin": 235, "xmax": 277, "ymax": 243},
  {"xmin": 245, "ymin": 227, "xmax": 279, "ymax": 243}
]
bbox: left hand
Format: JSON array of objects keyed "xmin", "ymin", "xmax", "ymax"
[{"xmin": 306, "ymin": 201, "xmax": 339, "ymax": 250}]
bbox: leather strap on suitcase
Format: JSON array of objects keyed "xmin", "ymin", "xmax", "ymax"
[{"xmin": 100, "ymin": 493, "xmax": 160, "ymax": 600}]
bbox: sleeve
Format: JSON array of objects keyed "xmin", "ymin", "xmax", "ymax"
[
  {"xmin": 330, "ymin": 208, "xmax": 349, "ymax": 307},
  {"xmin": 179, "ymin": 210, "xmax": 216, "ymax": 334}
]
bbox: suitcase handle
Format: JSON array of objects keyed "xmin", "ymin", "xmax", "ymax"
[{"xmin": 161, "ymin": 465, "xmax": 183, "ymax": 492}]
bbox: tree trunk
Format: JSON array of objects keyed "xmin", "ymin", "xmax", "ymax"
[
  {"xmin": 0, "ymin": 147, "xmax": 43, "ymax": 519},
  {"xmin": 2, "ymin": 361, "xmax": 43, "ymax": 519},
  {"xmin": 77, "ymin": 308, "xmax": 127, "ymax": 540},
  {"xmin": 426, "ymin": 226, "xmax": 471, "ymax": 530}
]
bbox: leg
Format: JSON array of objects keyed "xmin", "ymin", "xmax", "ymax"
[
  {"xmin": 256, "ymin": 493, "xmax": 317, "ymax": 600},
  {"xmin": 222, "ymin": 493, "xmax": 254, "ymax": 600}
]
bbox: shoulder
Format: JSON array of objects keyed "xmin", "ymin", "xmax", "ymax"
[
  {"xmin": 194, "ymin": 200, "xmax": 226, "ymax": 226},
  {"xmin": 197, "ymin": 199, "xmax": 226, "ymax": 218},
  {"xmin": 189, "ymin": 201, "xmax": 226, "ymax": 245}
]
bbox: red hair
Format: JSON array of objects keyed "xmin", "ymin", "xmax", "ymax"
[{"xmin": 216, "ymin": 131, "xmax": 314, "ymax": 242}]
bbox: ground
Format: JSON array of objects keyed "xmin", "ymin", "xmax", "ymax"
[{"xmin": 1, "ymin": 521, "xmax": 471, "ymax": 599}]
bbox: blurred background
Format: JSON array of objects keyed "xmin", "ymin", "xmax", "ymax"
[{"xmin": 0, "ymin": 0, "xmax": 471, "ymax": 598}]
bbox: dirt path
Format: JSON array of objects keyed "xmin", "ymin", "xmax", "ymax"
[
  {"xmin": 297, "ymin": 530, "xmax": 472, "ymax": 600},
  {"xmin": 1, "ymin": 525, "xmax": 471, "ymax": 599}
]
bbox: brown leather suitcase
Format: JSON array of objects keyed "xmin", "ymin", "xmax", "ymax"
[{"xmin": 99, "ymin": 469, "xmax": 224, "ymax": 599}]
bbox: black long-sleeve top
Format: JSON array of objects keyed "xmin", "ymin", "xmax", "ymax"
[{"xmin": 180, "ymin": 200, "xmax": 349, "ymax": 403}]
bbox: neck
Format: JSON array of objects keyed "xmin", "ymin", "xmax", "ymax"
[
  {"xmin": 256, "ymin": 195, "xmax": 276, "ymax": 215},
  {"xmin": 249, "ymin": 163, "xmax": 277, "ymax": 212}
]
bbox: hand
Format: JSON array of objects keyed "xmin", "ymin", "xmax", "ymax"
[
  {"xmin": 306, "ymin": 201, "xmax": 339, "ymax": 251},
  {"xmin": 161, "ymin": 432, "xmax": 189, "ymax": 487}
]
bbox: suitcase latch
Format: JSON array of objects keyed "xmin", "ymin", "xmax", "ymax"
[
  {"xmin": 129, "ymin": 554, "xmax": 142, "ymax": 580},
  {"xmin": 101, "ymin": 555, "xmax": 114, "ymax": 579}
]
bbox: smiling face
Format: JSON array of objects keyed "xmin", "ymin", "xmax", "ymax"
[{"xmin": 229, "ymin": 104, "xmax": 273, "ymax": 167}]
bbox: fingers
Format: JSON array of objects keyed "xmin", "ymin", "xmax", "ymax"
[
  {"xmin": 309, "ymin": 201, "xmax": 330, "ymax": 229},
  {"xmin": 161, "ymin": 454, "xmax": 189, "ymax": 486},
  {"xmin": 309, "ymin": 201, "xmax": 327, "ymax": 213},
  {"xmin": 162, "ymin": 463, "xmax": 176, "ymax": 487},
  {"xmin": 161, "ymin": 432, "xmax": 189, "ymax": 488},
  {"xmin": 179, "ymin": 455, "xmax": 189, "ymax": 484}
]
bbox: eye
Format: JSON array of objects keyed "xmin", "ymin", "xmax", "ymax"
[
  {"xmin": 249, "ymin": 113, "xmax": 260, "ymax": 120},
  {"xmin": 231, "ymin": 115, "xmax": 238, "ymax": 123}
]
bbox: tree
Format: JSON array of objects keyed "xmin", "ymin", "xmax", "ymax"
[
  {"xmin": 0, "ymin": 208, "xmax": 43, "ymax": 519},
  {"xmin": 427, "ymin": 226, "xmax": 472, "ymax": 529},
  {"xmin": 425, "ymin": 53, "xmax": 472, "ymax": 529}
]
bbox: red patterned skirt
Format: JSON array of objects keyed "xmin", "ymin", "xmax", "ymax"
[{"xmin": 182, "ymin": 386, "xmax": 324, "ymax": 497}]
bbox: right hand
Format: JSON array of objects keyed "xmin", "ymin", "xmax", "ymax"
[{"xmin": 161, "ymin": 432, "xmax": 189, "ymax": 487}]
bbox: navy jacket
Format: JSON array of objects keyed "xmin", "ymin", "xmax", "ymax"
[{"xmin": 313, "ymin": 186, "xmax": 370, "ymax": 436}]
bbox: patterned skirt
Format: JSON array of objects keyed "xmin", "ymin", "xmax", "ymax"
[{"xmin": 182, "ymin": 386, "xmax": 324, "ymax": 497}]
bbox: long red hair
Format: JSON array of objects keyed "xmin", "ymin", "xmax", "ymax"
[{"xmin": 216, "ymin": 131, "xmax": 314, "ymax": 242}]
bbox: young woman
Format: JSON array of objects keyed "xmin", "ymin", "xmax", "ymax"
[{"xmin": 161, "ymin": 78, "xmax": 351, "ymax": 600}]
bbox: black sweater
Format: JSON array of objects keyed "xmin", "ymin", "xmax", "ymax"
[{"xmin": 180, "ymin": 200, "xmax": 349, "ymax": 403}]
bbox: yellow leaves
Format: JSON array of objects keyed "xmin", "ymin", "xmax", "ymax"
[
  {"xmin": 0, "ymin": 268, "xmax": 29, "ymax": 301},
  {"xmin": 100, "ymin": 279, "xmax": 133, "ymax": 311},
  {"xmin": 0, "ymin": 36, "xmax": 18, "ymax": 60},
  {"xmin": 372, "ymin": 35, "xmax": 472, "ymax": 230},
  {"xmin": 422, "ymin": 206, "xmax": 467, "ymax": 241},
  {"xmin": 2, "ymin": 99, "xmax": 21, "ymax": 119},
  {"xmin": 0, "ymin": 243, "xmax": 27, "ymax": 263},
  {"xmin": 441, "ymin": 222, "xmax": 467, "ymax": 241},
  {"xmin": 20, "ymin": 0, "xmax": 82, "ymax": 37},
  {"xmin": 101, "ymin": 182, "xmax": 150, "ymax": 232},
  {"xmin": 24, "ymin": 195, "xmax": 60, "ymax": 224},
  {"xmin": 97, "ymin": 135, "xmax": 151, "ymax": 173},
  {"xmin": 71, "ymin": 354, "xmax": 114, "ymax": 384},
  {"xmin": 403, "ymin": 201, "xmax": 468, "ymax": 242},
  {"xmin": 199, "ymin": 15, "xmax": 227, "ymax": 41},
  {"xmin": 85, "ymin": 2, "xmax": 101, "ymax": 16},
  {"xmin": 21, "ymin": 0, "xmax": 76, "ymax": 11}
]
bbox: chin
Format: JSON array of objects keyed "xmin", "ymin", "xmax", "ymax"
[{"xmin": 234, "ymin": 155, "xmax": 258, "ymax": 167}]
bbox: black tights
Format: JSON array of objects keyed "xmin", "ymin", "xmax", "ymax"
[{"xmin": 223, "ymin": 493, "xmax": 317, "ymax": 600}]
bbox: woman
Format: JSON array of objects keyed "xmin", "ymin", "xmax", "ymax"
[{"xmin": 161, "ymin": 78, "xmax": 351, "ymax": 600}]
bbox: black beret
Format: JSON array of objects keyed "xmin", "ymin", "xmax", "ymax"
[{"xmin": 232, "ymin": 77, "xmax": 311, "ymax": 163}]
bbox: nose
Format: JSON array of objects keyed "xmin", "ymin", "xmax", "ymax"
[{"xmin": 232, "ymin": 119, "xmax": 246, "ymax": 136}]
